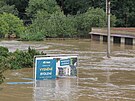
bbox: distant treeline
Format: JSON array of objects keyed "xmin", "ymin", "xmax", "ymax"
[{"xmin": 0, "ymin": 0, "xmax": 135, "ymax": 40}]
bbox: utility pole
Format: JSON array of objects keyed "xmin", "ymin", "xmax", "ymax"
[{"xmin": 106, "ymin": 0, "xmax": 111, "ymax": 58}]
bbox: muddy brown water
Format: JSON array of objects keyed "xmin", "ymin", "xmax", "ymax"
[{"xmin": 0, "ymin": 39, "xmax": 135, "ymax": 101}]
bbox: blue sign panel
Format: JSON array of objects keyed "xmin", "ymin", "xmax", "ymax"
[
  {"xmin": 60, "ymin": 58, "xmax": 70, "ymax": 66},
  {"xmin": 36, "ymin": 59, "xmax": 56, "ymax": 80}
]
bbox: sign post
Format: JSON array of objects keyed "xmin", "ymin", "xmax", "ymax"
[{"xmin": 106, "ymin": 0, "xmax": 111, "ymax": 58}]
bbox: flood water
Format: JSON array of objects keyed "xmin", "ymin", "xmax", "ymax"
[{"xmin": 0, "ymin": 39, "xmax": 135, "ymax": 101}]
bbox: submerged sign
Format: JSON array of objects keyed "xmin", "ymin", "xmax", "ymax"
[
  {"xmin": 34, "ymin": 55, "xmax": 78, "ymax": 80},
  {"xmin": 56, "ymin": 56, "xmax": 77, "ymax": 77},
  {"xmin": 35, "ymin": 57, "xmax": 56, "ymax": 80},
  {"xmin": 60, "ymin": 58, "xmax": 70, "ymax": 66}
]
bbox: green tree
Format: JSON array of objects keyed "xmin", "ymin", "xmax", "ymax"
[
  {"xmin": 111, "ymin": 0, "xmax": 135, "ymax": 27},
  {"xmin": 57, "ymin": 0, "xmax": 93, "ymax": 15},
  {"xmin": 21, "ymin": 10, "xmax": 76, "ymax": 40},
  {"xmin": 26, "ymin": 0, "xmax": 61, "ymax": 18},
  {"xmin": 0, "ymin": 19, "xmax": 9, "ymax": 38},
  {"xmin": 5, "ymin": 0, "xmax": 29, "ymax": 24},
  {"xmin": 85, "ymin": 8, "xmax": 106, "ymax": 27},
  {"xmin": 74, "ymin": 7, "xmax": 116, "ymax": 37},
  {"xmin": 47, "ymin": 11, "xmax": 76, "ymax": 37},
  {"xmin": 57, "ymin": 0, "xmax": 135, "ymax": 27},
  {"xmin": 0, "ymin": 13, "xmax": 25, "ymax": 37},
  {"xmin": 74, "ymin": 14, "xmax": 92, "ymax": 37},
  {"xmin": 0, "ymin": 0, "xmax": 18, "ymax": 15}
]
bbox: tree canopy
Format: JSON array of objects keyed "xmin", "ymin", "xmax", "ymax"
[
  {"xmin": 1, "ymin": 0, "xmax": 134, "ymax": 27},
  {"xmin": 26, "ymin": 0, "xmax": 61, "ymax": 18},
  {"xmin": 0, "ymin": 0, "xmax": 135, "ymax": 40},
  {"xmin": 0, "ymin": 0, "xmax": 18, "ymax": 15},
  {"xmin": 56, "ymin": 0, "xmax": 135, "ymax": 27},
  {"xmin": 21, "ymin": 0, "xmax": 117, "ymax": 40}
]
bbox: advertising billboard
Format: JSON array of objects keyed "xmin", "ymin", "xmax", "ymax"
[
  {"xmin": 34, "ymin": 55, "xmax": 78, "ymax": 80},
  {"xmin": 35, "ymin": 57, "xmax": 56, "ymax": 80}
]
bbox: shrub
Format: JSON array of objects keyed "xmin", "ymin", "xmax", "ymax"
[{"xmin": 20, "ymin": 31, "xmax": 44, "ymax": 41}]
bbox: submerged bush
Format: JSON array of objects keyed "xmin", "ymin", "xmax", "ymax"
[
  {"xmin": 0, "ymin": 73, "xmax": 5, "ymax": 84},
  {"xmin": 9, "ymin": 47, "xmax": 46, "ymax": 69},
  {"xmin": 0, "ymin": 46, "xmax": 10, "ymax": 84},
  {"xmin": 0, "ymin": 46, "xmax": 46, "ymax": 83},
  {"xmin": 0, "ymin": 46, "xmax": 9, "ymax": 57}
]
